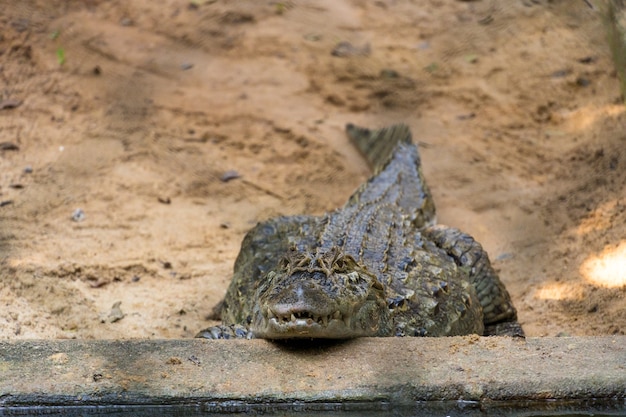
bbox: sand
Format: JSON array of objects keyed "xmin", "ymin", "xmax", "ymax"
[{"xmin": 0, "ymin": 0, "xmax": 624, "ymax": 339}]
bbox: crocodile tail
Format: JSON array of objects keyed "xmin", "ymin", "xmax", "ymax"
[{"xmin": 346, "ymin": 123, "xmax": 413, "ymax": 172}]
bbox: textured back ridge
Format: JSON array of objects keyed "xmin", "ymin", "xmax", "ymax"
[{"xmin": 345, "ymin": 123, "xmax": 413, "ymax": 173}]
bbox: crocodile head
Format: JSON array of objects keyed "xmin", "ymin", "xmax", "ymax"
[{"xmin": 250, "ymin": 248, "xmax": 389, "ymax": 339}]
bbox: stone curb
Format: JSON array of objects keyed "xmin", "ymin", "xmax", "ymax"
[{"xmin": 0, "ymin": 336, "xmax": 624, "ymax": 412}]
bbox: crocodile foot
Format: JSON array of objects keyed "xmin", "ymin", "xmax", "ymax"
[{"xmin": 195, "ymin": 324, "xmax": 254, "ymax": 340}]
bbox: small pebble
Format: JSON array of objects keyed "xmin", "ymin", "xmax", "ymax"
[
  {"xmin": 380, "ymin": 69, "xmax": 399, "ymax": 79},
  {"xmin": 551, "ymin": 69, "xmax": 571, "ymax": 78},
  {"xmin": 220, "ymin": 170, "xmax": 241, "ymax": 182},
  {"xmin": 23, "ymin": 165, "xmax": 33, "ymax": 174},
  {"xmin": 71, "ymin": 208, "xmax": 85, "ymax": 222},
  {"xmin": 457, "ymin": 112, "xmax": 476, "ymax": 121},
  {"xmin": 187, "ymin": 355, "xmax": 201, "ymax": 366},
  {"xmin": 495, "ymin": 252, "xmax": 514, "ymax": 261},
  {"xmin": 576, "ymin": 77, "xmax": 590, "ymax": 87},
  {"xmin": 578, "ymin": 56, "xmax": 595, "ymax": 64},
  {"xmin": 331, "ymin": 41, "xmax": 371, "ymax": 57},
  {"xmin": 89, "ymin": 279, "xmax": 109, "ymax": 288},
  {"xmin": 108, "ymin": 301, "xmax": 125, "ymax": 323},
  {"xmin": 0, "ymin": 142, "xmax": 19, "ymax": 151},
  {"xmin": 0, "ymin": 99, "xmax": 22, "ymax": 110}
]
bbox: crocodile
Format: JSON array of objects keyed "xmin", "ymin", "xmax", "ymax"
[{"xmin": 197, "ymin": 124, "xmax": 524, "ymax": 339}]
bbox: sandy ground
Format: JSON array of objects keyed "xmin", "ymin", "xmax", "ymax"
[{"xmin": 0, "ymin": 0, "xmax": 624, "ymax": 339}]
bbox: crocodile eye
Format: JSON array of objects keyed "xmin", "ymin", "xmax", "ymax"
[{"xmin": 329, "ymin": 254, "xmax": 343, "ymax": 271}]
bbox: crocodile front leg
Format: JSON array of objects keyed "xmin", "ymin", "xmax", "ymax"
[
  {"xmin": 422, "ymin": 225, "xmax": 524, "ymax": 337},
  {"xmin": 195, "ymin": 324, "xmax": 253, "ymax": 339}
]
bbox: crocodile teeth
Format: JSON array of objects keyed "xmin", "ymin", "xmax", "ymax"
[
  {"xmin": 321, "ymin": 315, "xmax": 328, "ymax": 326},
  {"xmin": 344, "ymin": 315, "xmax": 351, "ymax": 329},
  {"xmin": 291, "ymin": 313, "xmax": 297, "ymax": 322},
  {"xmin": 266, "ymin": 307, "xmax": 275, "ymax": 319},
  {"xmin": 333, "ymin": 311, "xmax": 341, "ymax": 320}
]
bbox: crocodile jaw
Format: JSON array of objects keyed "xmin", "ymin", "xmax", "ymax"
[{"xmin": 251, "ymin": 298, "xmax": 387, "ymax": 339}]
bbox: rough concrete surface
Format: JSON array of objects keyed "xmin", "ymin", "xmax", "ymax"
[{"xmin": 0, "ymin": 336, "xmax": 624, "ymax": 414}]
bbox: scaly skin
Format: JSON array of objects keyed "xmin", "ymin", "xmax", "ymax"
[{"xmin": 196, "ymin": 124, "xmax": 523, "ymax": 339}]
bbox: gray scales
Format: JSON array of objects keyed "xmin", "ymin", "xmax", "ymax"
[{"xmin": 197, "ymin": 124, "xmax": 523, "ymax": 339}]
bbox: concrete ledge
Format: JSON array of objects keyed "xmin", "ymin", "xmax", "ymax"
[{"xmin": 1, "ymin": 336, "xmax": 625, "ymax": 412}]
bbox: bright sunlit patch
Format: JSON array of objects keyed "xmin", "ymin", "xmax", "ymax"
[
  {"xmin": 580, "ymin": 241, "xmax": 626, "ymax": 289},
  {"xmin": 535, "ymin": 282, "xmax": 585, "ymax": 301}
]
